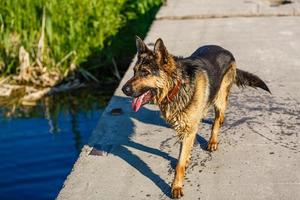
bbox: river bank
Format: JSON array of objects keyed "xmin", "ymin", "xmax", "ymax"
[{"xmin": 0, "ymin": 0, "xmax": 162, "ymax": 108}]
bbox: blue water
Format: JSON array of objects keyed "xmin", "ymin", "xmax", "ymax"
[{"xmin": 0, "ymin": 89, "xmax": 107, "ymax": 200}]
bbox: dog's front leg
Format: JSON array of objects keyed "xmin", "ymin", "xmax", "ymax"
[{"xmin": 172, "ymin": 130, "xmax": 196, "ymax": 199}]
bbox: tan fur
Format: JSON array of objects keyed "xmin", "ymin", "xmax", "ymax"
[
  {"xmin": 130, "ymin": 76, "xmax": 158, "ymax": 92},
  {"xmin": 208, "ymin": 62, "xmax": 236, "ymax": 151},
  {"xmin": 168, "ymin": 72, "xmax": 209, "ymax": 197},
  {"xmin": 154, "ymin": 55, "xmax": 179, "ymax": 104},
  {"xmin": 172, "ymin": 131, "xmax": 196, "ymax": 197}
]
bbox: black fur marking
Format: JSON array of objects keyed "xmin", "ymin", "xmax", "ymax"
[
  {"xmin": 178, "ymin": 45, "xmax": 235, "ymax": 102},
  {"xmin": 154, "ymin": 38, "xmax": 169, "ymax": 65},
  {"xmin": 136, "ymin": 36, "xmax": 149, "ymax": 54},
  {"xmin": 236, "ymin": 69, "xmax": 271, "ymax": 93},
  {"xmin": 136, "ymin": 53, "xmax": 160, "ymax": 76}
]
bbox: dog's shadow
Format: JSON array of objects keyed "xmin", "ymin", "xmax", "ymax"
[{"xmin": 90, "ymin": 96, "xmax": 210, "ymax": 197}]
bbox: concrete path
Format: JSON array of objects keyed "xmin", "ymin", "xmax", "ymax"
[
  {"xmin": 57, "ymin": 1, "xmax": 300, "ymax": 199},
  {"xmin": 156, "ymin": 0, "xmax": 300, "ymax": 19}
]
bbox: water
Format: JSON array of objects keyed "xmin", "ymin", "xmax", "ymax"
[{"xmin": 0, "ymin": 88, "xmax": 111, "ymax": 200}]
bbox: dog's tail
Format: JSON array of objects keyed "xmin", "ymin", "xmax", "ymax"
[{"xmin": 235, "ymin": 69, "xmax": 271, "ymax": 93}]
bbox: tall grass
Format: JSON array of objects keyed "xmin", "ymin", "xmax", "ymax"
[{"xmin": 0, "ymin": 0, "xmax": 162, "ymax": 78}]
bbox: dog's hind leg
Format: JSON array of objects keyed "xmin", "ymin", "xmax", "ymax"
[
  {"xmin": 207, "ymin": 106, "xmax": 226, "ymax": 151},
  {"xmin": 172, "ymin": 129, "xmax": 197, "ymax": 198},
  {"xmin": 208, "ymin": 63, "xmax": 236, "ymax": 152}
]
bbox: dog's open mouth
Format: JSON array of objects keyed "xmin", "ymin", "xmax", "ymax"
[{"xmin": 131, "ymin": 90, "xmax": 154, "ymax": 112}]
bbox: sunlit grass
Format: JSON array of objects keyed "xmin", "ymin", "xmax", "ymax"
[{"xmin": 0, "ymin": 0, "xmax": 162, "ymax": 78}]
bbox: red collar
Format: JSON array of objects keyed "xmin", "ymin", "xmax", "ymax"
[{"xmin": 166, "ymin": 80, "xmax": 182, "ymax": 102}]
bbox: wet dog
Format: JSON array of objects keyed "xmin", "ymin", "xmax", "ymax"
[{"xmin": 122, "ymin": 36, "xmax": 270, "ymax": 198}]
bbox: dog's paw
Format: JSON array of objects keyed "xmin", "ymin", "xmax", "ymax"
[
  {"xmin": 172, "ymin": 186, "xmax": 184, "ymax": 199},
  {"xmin": 207, "ymin": 141, "xmax": 218, "ymax": 151}
]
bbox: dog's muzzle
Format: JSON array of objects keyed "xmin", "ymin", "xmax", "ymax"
[{"xmin": 122, "ymin": 84, "xmax": 133, "ymax": 96}]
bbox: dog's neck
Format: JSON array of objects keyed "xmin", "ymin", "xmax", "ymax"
[
  {"xmin": 158, "ymin": 61, "xmax": 196, "ymax": 126},
  {"xmin": 166, "ymin": 79, "xmax": 182, "ymax": 102}
]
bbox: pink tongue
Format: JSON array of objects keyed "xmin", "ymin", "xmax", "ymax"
[{"xmin": 132, "ymin": 93, "xmax": 147, "ymax": 112}]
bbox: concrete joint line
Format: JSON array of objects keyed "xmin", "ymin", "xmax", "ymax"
[{"xmin": 156, "ymin": 13, "xmax": 300, "ymax": 20}]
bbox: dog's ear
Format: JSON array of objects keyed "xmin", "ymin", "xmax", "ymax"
[
  {"xmin": 135, "ymin": 36, "xmax": 148, "ymax": 54},
  {"xmin": 154, "ymin": 38, "xmax": 168, "ymax": 64}
]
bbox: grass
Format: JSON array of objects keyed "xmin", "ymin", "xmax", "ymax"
[{"xmin": 0, "ymin": 0, "xmax": 162, "ymax": 81}]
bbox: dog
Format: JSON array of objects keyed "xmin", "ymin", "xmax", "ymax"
[{"xmin": 122, "ymin": 36, "xmax": 270, "ymax": 198}]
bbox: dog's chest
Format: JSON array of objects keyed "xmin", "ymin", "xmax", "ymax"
[{"xmin": 160, "ymin": 105, "xmax": 191, "ymax": 134}]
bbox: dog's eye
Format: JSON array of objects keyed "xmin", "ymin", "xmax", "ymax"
[{"xmin": 141, "ymin": 69, "xmax": 150, "ymax": 77}]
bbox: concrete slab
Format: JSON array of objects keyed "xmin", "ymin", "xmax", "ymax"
[
  {"xmin": 156, "ymin": 0, "xmax": 300, "ymax": 19},
  {"xmin": 57, "ymin": 3, "xmax": 300, "ymax": 200}
]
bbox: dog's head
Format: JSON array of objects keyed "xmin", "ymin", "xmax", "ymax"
[{"xmin": 122, "ymin": 36, "xmax": 175, "ymax": 112}]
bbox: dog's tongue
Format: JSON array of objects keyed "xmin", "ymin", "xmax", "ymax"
[{"xmin": 131, "ymin": 91, "xmax": 150, "ymax": 112}]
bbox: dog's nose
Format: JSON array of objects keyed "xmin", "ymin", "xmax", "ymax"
[{"xmin": 122, "ymin": 84, "xmax": 133, "ymax": 96}]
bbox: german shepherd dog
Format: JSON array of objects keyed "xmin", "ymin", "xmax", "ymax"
[{"xmin": 122, "ymin": 36, "xmax": 270, "ymax": 198}]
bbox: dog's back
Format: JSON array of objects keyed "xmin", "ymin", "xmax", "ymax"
[{"xmin": 180, "ymin": 45, "xmax": 236, "ymax": 103}]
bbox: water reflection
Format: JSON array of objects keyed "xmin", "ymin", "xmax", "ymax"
[{"xmin": 0, "ymin": 87, "xmax": 112, "ymax": 200}]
